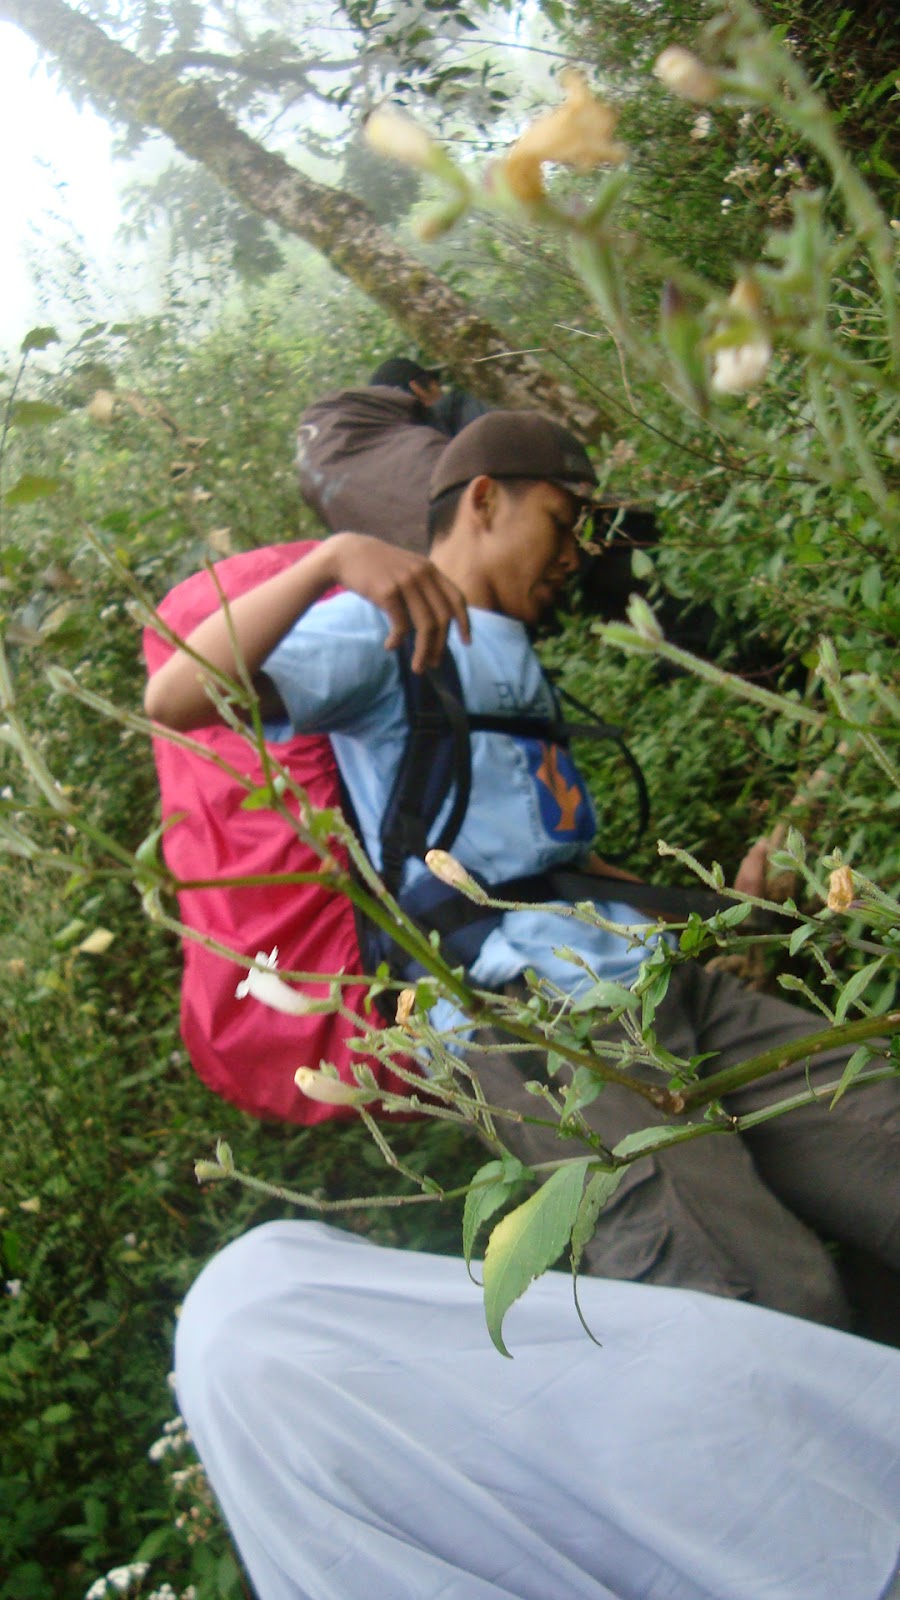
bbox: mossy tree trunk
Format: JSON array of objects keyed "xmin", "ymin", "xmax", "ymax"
[{"xmin": 0, "ymin": 0, "xmax": 606, "ymax": 437}]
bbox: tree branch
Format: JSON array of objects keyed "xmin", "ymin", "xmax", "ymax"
[{"xmin": 0, "ymin": 0, "xmax": 606, "ymax": 434}]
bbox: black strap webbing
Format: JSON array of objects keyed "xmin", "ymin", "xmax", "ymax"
[{"xmin": 378, "ymin": 641, "xmax": 651, "ymax": 900}]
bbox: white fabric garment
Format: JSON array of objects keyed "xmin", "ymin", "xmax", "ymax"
[{"xmin": 175, "ymin": 1221, "xmax": 900, "ymax": 1600}]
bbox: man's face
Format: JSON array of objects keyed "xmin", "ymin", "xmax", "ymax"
[{"xmin": 483, "ymin": 480, "xmax": 583, "ymax": 624}]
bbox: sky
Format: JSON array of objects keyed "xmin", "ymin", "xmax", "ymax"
[{"xmin": 0, "ymin": 23, "xmax": 131, "ymax": 356}]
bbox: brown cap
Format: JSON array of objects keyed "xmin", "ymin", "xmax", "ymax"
[{"xmin": 429, "ymin": 410, "xmax": 597, "ymax": 504}]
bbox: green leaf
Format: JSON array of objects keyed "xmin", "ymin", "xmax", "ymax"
[
  {"xmin": 462, "ymin": 1158, "xmax": 527, "ymax": 1269},
  {"xmin": 570, "ymin": 1168, "xmax": 623, "ymax": 1276},
  {"xmin": 41, "ymin": 1402, "xmax": 74, "ymax": 1426},
  {"xmin": 10, "ymin": 400, "xmax": 66, "ymax": 427},
  {"xmin": 788, "ymin": 921, "xmax": 818, "ymax": 956},
  {"xmin": 713, "ymin": 899, "xmax": 755, "ymax": 927},
  {"xmin": 833, "ymin": 956, "xmax": 886, "ymax": 1024},
  {"xmin": 240, "ymin": 783, "xmax": 278, "ymax": 811},
  {"xmin": 3, "ymin": 474, "xmax": 63, "ymax": 506},
  {"xmin": 859, "ymin": 564, "xmax": 883, "ymax": 611},
  {"xmin": 561, "ymin": 1065, "xmax": 604, "ymax": 1120},
  {"xmin": 483, "ymin": 1160, "xmax": 590, "ymax": 1356},
  {"xmin": 21, "ymin": 325, "xmax": 59, "ymax": 353},
  {"xmin": 612, "ymin": 1123, "xmax": 696, "ymax": 1160},
  {"xmin": 830, "ymin": 1044, "xmax": 874, "ymax": 1107},
  {"xmin": 569, "ymin": 977, "xmax": 638, "ymax": 1014}
]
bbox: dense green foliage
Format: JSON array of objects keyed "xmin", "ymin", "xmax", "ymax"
[{"xmin": 1, "ymin": 1, "xmax": 898, "ymax": 1594}]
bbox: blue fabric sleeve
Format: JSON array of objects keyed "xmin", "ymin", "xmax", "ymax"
[{"xmin": 262, "ymin": 591, "xmax": 397, "ymax": 735}]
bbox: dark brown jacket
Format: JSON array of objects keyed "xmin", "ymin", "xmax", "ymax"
[{"xmin": 296, "ymin": 386, "xmax": 448, "ymax": 554}]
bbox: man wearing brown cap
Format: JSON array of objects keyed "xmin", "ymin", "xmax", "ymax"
[{"xmin": 146, "ymin": 410, "xmax": 900, "ymax": 1330}]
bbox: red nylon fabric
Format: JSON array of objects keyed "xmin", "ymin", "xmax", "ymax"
[{"xmin": 143, "ymin": 540, "xmax": 421, "ymax": 1123}]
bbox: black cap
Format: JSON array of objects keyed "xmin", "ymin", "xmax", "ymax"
[
  {"xmin": 369, "ymin": 358, "xmax": 443, "ymax": 392},
  {"xmin": 429, "ymin": 410, "xmax": 597, "ymax": 503}
]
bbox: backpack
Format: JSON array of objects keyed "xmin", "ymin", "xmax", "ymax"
[
  {"xmin": 145, "ymin": 543, "xmax": 723, "ymax": 1124},
  {"xmin": 143, "ymin": 541, "xmax": 420, "ymax": 1125}
]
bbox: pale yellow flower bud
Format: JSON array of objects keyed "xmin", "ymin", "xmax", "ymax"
[
  {"xmin": 654, "ymin": 47, "xmax": 720, "ymax": 104},
  {"xmin": 826, "ymin": 866, "xmax": 855, "ymax": 913},
  {"xmin": 86, "ymin": 389, "xmax": 117, "ymax": 424},
  {"xmin": 424, "ymin": 849, "xmax": 483, "ymax": 897},
  {"xmin": 78, "ymin": 927, "xmax": 115, "ymax": 955},
  {"xmin": 503, "ymin": 70, "xmax": 626, "ymax": 203},
  {"xmin": 294, "ymin": 1067, "xmax": 377, "ymax": 1107},
  {"xmin": 365, "ymin": 109, "xmax": 438, "ymax": 172},
  {"xmin": 396, "ymin": 988, "xmax": 417, "ymax": 1025}
]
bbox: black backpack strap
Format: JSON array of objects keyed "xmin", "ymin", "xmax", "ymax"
[{"xmin": 379, "ymin": 642, "xmax": 472, "ymax": 899}]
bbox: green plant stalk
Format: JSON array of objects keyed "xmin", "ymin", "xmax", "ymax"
[
  {"xmin": 595, "ymin": 622, "xmax": 828, "ymax": 726},
  {"xmin": 676, "ymin": 1011, "xmax": 898, "ymax": 1110},
  {"xmin": 818, "ymin": 667, "xmax": 900, "ymax": 791},
  {"xmin": 832, "ymin": 383, "xmax": 895, "ymax": 521}
]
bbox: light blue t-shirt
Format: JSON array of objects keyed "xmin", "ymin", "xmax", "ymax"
[{"xmin": 263, "ymin": 592, "xmax": 652, "ymax": 1005}]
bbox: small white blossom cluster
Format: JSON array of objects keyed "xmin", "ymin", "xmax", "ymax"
[
  {"xmin": 146, "ymin": 1585, "xmax": 197, "ymax": 1600},
  {"xmin": 148, "ymin": 1414, "xmax": 191, "ymax": 1463},
  {"xmin": 84, "ymin": 1562, "xmax": 149, "ymax": 1599}
]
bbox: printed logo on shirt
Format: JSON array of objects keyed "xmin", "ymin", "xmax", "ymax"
[{"xmin": 523, "ymin": 739, "xmax": 595, "ymax": 842}]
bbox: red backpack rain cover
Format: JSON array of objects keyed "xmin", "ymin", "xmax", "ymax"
[{"xmin": 143, "ymin": 540, "xmax": 420, "ymax": 1123}]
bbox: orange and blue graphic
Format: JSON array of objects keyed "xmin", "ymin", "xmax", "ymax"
[{"xmin": 524, "ymin": 740, "xmax": 595, "ymax": 842}]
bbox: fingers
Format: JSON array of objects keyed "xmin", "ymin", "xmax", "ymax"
[
  {"xmin": 382, "ymin": 566, "xmax": 469, "ymax": 673},
  {"xmin": 332, "ymin": 537, "xmax": 468, "ymax": 671},
  {"xmin": 733, "ymin": 837, "xmax": 770, "ymax": 895}
]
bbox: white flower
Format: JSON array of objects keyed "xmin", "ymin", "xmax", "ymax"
[
  {"xmin": 711, "ymin": 277, "xmax": 771, "ymax": 395},
  {"xmin": 711, "ymin": 334, "xmax": 772, "ymax": 394},
  {"xmin": 85, "ymin": 1582, "xmax": 108, "ymax": 1600},
  {"xmin": 236, "ymin": 949, "xmax": 335, "ymax": 1017},
  {"xmin": 294, "ymin": 1066, "xmax": 378, "ymax": 1107},
  {"xmin": 654, "ymin": 47, "xmax": 720, "ymax": 104},
  {"xmin": 5, "ymin": 1279, "xmax": 22, "ymax": 1297},
  {"xmin": 103, "ymin": 1568, "xmax": 149, "ymax": 1596},
  {"xmin": 690, "ymin": 113, "xmax": 712, "ymax": 139}
]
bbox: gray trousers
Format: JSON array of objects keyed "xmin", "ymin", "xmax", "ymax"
[{"xmin": 469, "ymin": 964, "xmax": 900, "ymax": 1328}]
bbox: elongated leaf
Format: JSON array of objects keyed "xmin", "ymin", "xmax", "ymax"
[
  {"xmin": 483, "ymin": 1159, "xmax": 590, "ymax": 1356},
  {"xmin": 21, "ymin": 325, "xmax": 59, "ymax": 353},
  {"xmin": 834, "ymin": 957, "xmax": 886, "ymax": 1024},
  {"xmin": 570, "ymin": 1168, "xmax": 623, "ymax": 1276},
  {"xmin": 11, "ymin": 401, "xmax": 66, "ymax": 427},
  {"xmin": 462, "ymin": 1158, "xmax": 527, "ymax": 1269},
  {"xmin": 612, "ymin": 1123, "xmax": 696, "ymax": 1160},
  {"xmin": 830, "ymin": 1045, "xmax": 875, "ymax": 1108},
  {"xmin": 788, "ymin": 920, "xmax": 818, "ymax": 956},
  {"xmin": 4, "ymin": 474, "xmax": 63, "ymax": 506}
]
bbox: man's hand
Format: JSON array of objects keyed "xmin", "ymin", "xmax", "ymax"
[
  {"xmin": 733, "ymin": 837, "xmax": 772, "ymax": 897},
  {"xmin": 328, "ymin": 533, "xmax": 470, "ymax": 674}
]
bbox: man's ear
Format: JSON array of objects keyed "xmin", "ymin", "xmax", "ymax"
[{"xmin": 469, "ymin": 475, "xmax": 498, "ymax": 527}]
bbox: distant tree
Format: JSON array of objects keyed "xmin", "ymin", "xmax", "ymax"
[{"xmin": 0, "ymin": 0, "xmax": 604, "ymax": 430}]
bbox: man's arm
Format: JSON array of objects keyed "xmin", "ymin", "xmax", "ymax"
[{"xmin": 144, "ymin": 533, "xmax": 470, "ymax": 732}]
